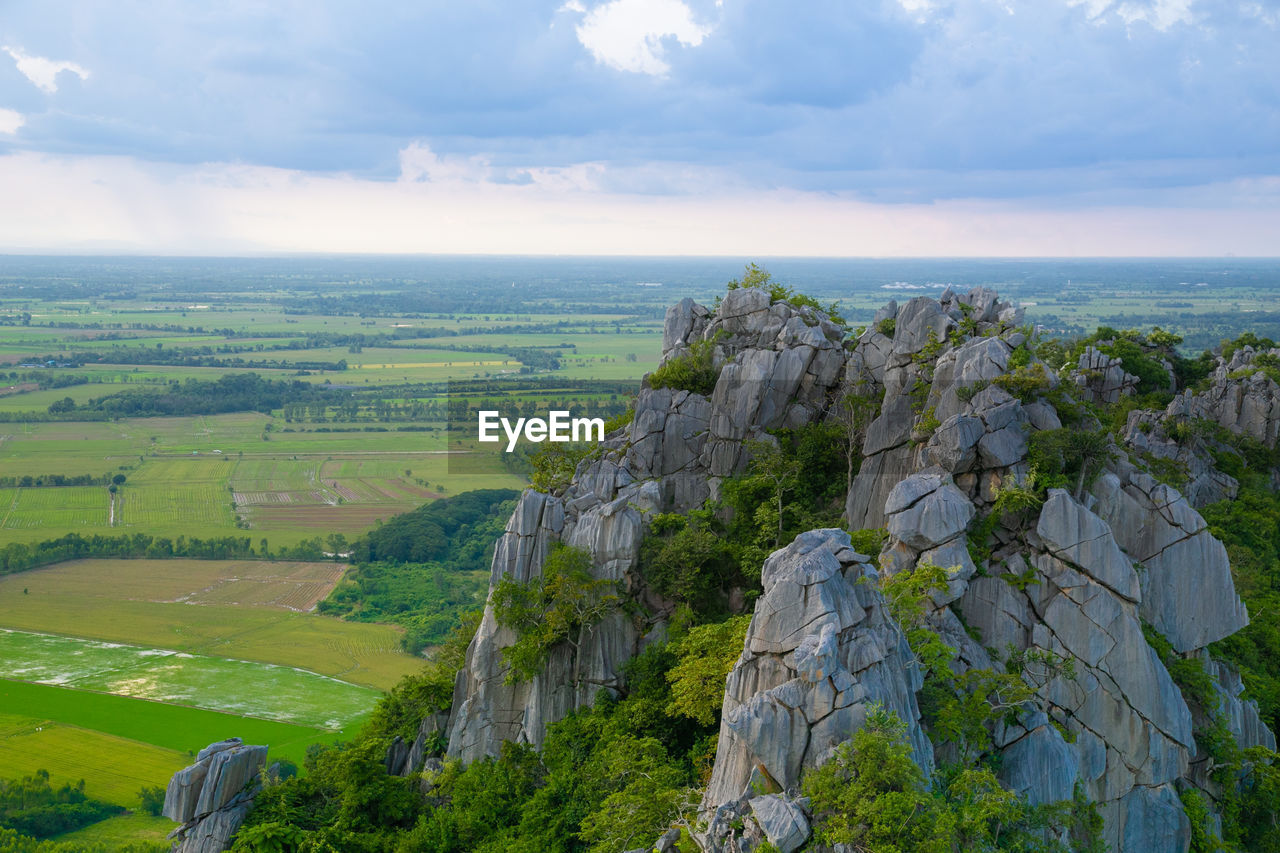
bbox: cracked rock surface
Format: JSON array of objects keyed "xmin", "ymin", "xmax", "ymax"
[
  {"xmin": 442, "ymin": 287, "xmax": 1272, "ymax": 853},
  {"xmin": 163, "ymin": 738, "xmax": 267, "ymax": 853}
]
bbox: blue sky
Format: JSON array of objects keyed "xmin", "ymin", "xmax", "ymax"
[{"xmin": 1, "ymin": 0, "xmax": 1277, "ymax": 255}]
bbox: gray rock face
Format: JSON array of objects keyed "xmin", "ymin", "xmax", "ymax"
[
  {"xmin": 1071, "ymin": 346, "xmax": 1139, "ymax": 405},
  {"xmin": 701, "ymin": 530, "xmax": 932, "ymax": 814},
  {"xmin": 1170, "ymin": 345, "xmax": 1280, "ymax": 447},
  {"xmin": 1121, "ymin": 408, "xmax": 1239, "ymax": 508},
  {"xmin": 1036, "ymin": 489, "xmax": 1139, "ymax": 601},
  {"xmin": 1093, "ymin": 471, "xmax": 1248, "ymax": 652},
  {"xmin": 448, "ymin": 288, "xmax": 848, "ymax": 763},
  {"xmin": 163, "ymin": 738, "xmax": 267, "ymax": 853},
  {"xmin": 998, "ymin": 714, "xmax": 1079, "ymax": 806},
  {"xmin": 443, "ymin": 286, "xmax": 1272, "ymax": 853},
  {"xmin": 1114, "ymin": 785, "xmax": 1191, "ymax": 853},
  {"xmin": 885, "ymin": 468, "xmax": 974, "ymax": 551},
  {"xmin": 1206, "ymin": 657, "xmax": 1277, "ymax": 752},
  {"xmin": 846, "ymin": 291, "xmax": 1267, "ymax": 852}
]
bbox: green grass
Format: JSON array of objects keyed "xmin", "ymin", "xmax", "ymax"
[
  {"xmin": 52, "ymin": 812, "xmax": 174, "ymax": 848},
  {"xmin": 0, "ymin": 709, "xmax": 187, "ymax": 808},
  {"xmin": 0, "ymin": 630, "xmax": 381, "ymax": 729},
  {"xmin": 2, "ymin": 487, "xmax": 107, "ymax": 530},
  {"xmin": 0, "ymin": 560, "xmax": 424, "ymax": 690},
  {"xmin": 0, "ymin": 682, "xmax": 341, "ymax": 770}
]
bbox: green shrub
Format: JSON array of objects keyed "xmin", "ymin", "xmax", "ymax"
[
  {"xmin": 530, "ymin": 443, "xmax": 594, "ymax": 495},
  {"xmin": 492, "ymin": 544, "xmax": 618, "ymax": 685},
  {"xmin": 637, "ymin": 513, "xmax": 739, "ymax": 617},
  {"xmin": 665, "ymin": 615, "xmax": 751, "ymax": 725},
  {"xmin": 648, "ymin": 336, "xmax": 720, "ymax": 396},
  {"xmin": 804, "ymin": 706, "xmax": 1082, "ymax": 851},
  {"xmin": 992, "ymin": 361, "xmax": 1054, "ymax": 403}
]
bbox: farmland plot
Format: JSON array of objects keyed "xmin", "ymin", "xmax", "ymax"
[
  {"xmin": 2, "ymin": 486, "xmax": 107, "ymax": 529},
  {"xmin": 0, "ymin": 629, "xmax": 380, "ymax": 729},
  {"xmin": 119, "ymin": 480, "xmax": 235, "ymax": 528}
]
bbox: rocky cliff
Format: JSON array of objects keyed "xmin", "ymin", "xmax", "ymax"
[
  {"xmin": 444, "ymin": 285, "xmax": 1276, "ymax": 853},
  {"xmin": 163, "ymin": 738, "xmax": 268, "ymax": 853},
  {"xmin": 446, "ymin": 288, "xmax": 847, "ymax": 762}
]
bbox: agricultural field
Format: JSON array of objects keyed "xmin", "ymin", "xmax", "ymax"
[
  {"xmin": 0, "ymin": 559, "xmax": 423, "ymax": 689},
  {"xmin": 0, "ymin": 709, "xmax": 188, "ymax": 808},
  {"xmin": 0, "ymin": 414, "xmax": 522, "ymax": 546},
  {"xmin": 0, "ymin": 677, "xmax": 345, "ymax": 839},
  {"xmin": 54, "ymin": 813, "xmax": 175, "ymax": 848},
  {"xmin": 0, "ymin": 630, "xmax": 379, "ymax": 729},
  {"xmin": 1, "ymin": 680, "xmax": 351, "ymax": 769}
]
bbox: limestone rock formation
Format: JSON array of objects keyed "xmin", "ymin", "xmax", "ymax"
[
  {"xmin": 447, "ymin": 287, "xmax": 848, "ymax": 763},
  {"xmin": 701, "ymin": 529, "xmax": 931, "ymax": 814},
  {"xmin": 1071, "ymin": 345, "xmax": 1139, "ymax": 405},
  {"xmin": 1172, "ymin": 345, "xmax": 1280, "ymax": 447},
  {"xmin": 164, "ymin": 738, "xmax": 268, "ymax": 853},
  {"xmin": 443, "ymin": 285, "xmax": 1274, "ymax": 853}
]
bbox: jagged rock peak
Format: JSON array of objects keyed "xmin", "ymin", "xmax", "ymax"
[
  {"xmin": 447, "ymin": 287, "xmax": 850, "ymax": 763},
  {"xmin": 443, "ymin": 284, "xmax": 1273, "ymax": 853},
  {"xmin": 701, "ymin": 529, "xmax": 932, "ymax": 811},
  {"xmin": 163, "ymin": 737, "xmax": 268, "ymax": 853}
]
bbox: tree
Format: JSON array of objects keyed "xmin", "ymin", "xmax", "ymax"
[
  {"xmin": 137, "ymin": 785, "xmax": 166, "ymax": 817},
  {"xmin": 665, "ymin": 615, "xmax": 751, "ymax": 725},
  {"xmin": 833, "ymin": 385, "xmax": 882, "ymax": 494},
  {"xmin": 493, "ymin": 544, "xmax": 618, "ymax": 689},
  {"xmin": 744, "ymin": 439, "xmax": 801, "ymax": 547}
]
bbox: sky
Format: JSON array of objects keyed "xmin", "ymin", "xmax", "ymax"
[{"xmin": 0, "ymin": 0, "xmax": 1277, "ymax": 256}]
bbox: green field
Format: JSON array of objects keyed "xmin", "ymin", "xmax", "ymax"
[
  {"xmin": 0, "ymin": 630, "xmax": 380, "ymax": 729},
  {"xmin": 0, "ymin": 559, "xmax": 423, "ymax": 689},
  {"xmin": 0, "ymin": 413, "xmax": 522, "ymax": 546},
  {"xmin": 0, "ymin": 290, "xmax": 653, "ymax": 554},
  {"xmin": 0, "ymin": 710, "xmax": 187, "ymax": 809},
  {"xmin": 0, "ymin": 678, "xmax": 347, "ymax": 808},
  {"xmin": 52, "ymin": 813, "xmax": 173, "ymax": 848},
  {"xmin": 0, "ymin": 681, "xmax": 349, "ymax": 763}
]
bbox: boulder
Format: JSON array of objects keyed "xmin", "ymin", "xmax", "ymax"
[
  {"xmin": 748, "ymin": 795, "xmax": 810, "ymax": 853},
  {"xmin": 702, "ymin": 530, "xmax": 932, "ymax": 812},
  {"xmin": 164, "ymin": 739, "xmax": 267, "ymax": 853},
  {"xmin": 885, "ymin": 469, "xmax": 974, "ymax": 551}
]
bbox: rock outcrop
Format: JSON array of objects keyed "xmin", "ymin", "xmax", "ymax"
[
  {"xmin": 1071, "ymin": 345, "xmax": 1139, "ymax": 405},
  {"xmin": 447, "ymin": 287, "xmax": 848, "ymax": 762},
  {"xmin": 443, "ymin": 285, "xmax": 1275, "ymax": 853},
  {"xmin": 1173, "ymin": 345, "xmax": 1280, "ymax": 447},
  {"xmin": 164, "ymin": 738, "xmax": 268, "ymax": 853},
  {"xmin": 701, "ymin": 529, "xmax": 931, "ymax": 813}
]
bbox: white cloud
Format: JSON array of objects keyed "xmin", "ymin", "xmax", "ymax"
[
  {"xmin": 1, "ymin": 151, "xmax": 1278, "ymax": 257},
  {"xmin": 572, "ymin": 0, "xmax": 713, "ymax": 75},
  {"xmin": 1069, "ymin": 0, "xmax": 1196, "ymax": 29},
  {"xmin": 3, "ymin": 45, "xmax": 91, "ymax": 94},
  {"xmin": 397, "ymin": 142, "xmax": 492, "ymax": 184},
  {"xmin": 0, "ymin": 108, "xmax": 24, "ymax": 135}
]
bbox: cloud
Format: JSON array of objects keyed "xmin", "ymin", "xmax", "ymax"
[
  {"xmin": 0, "ymin": 108, "xmax": 23, "ymax": 135},
  {"xmin": 2, "ymin": 151, "xmax": 1279, "ymax": 257},
  {"xmin": 570, "ymin": 0, "xmax": 713, "ymax": 74},
  {"xmin": 3, "ymin": 45, "xmax": 90, "ymax": 94},
  {"xmin": 398, "ymin": 142, "xmax": 493, "ymax": 184},
  {"xmin": 1070, "ymin": 0, "xmax": 1197, "ymax": 30},
  {"xmin": 0, "ymin": 0, "xmax": 1275, "ymax": 217}
]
